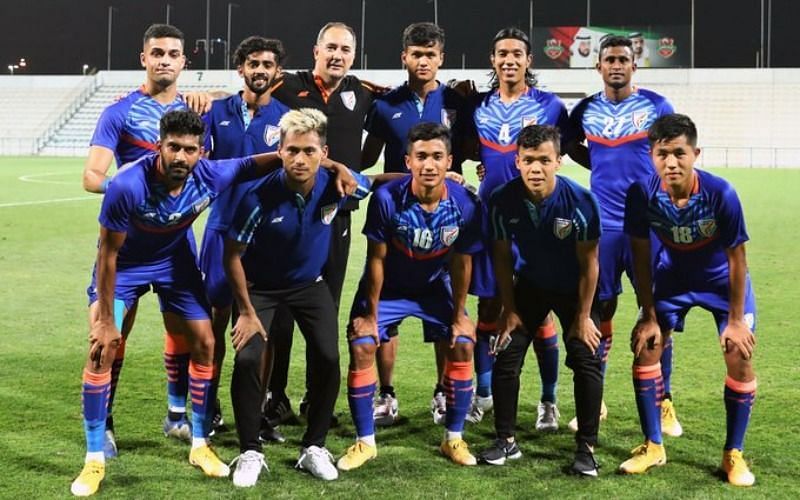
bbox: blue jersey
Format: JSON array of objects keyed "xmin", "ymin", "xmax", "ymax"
[
  {"xmin": 229, "ymin": 168, "xmax": 371, "ymax": 289},
  {"xmin": 99, "ymin": 154, "xmax": 252, "ymax": 267},
  {"xmin": 490, "ymin": 175, "xmax": 602, "ymax": 293},
  {"xmin": 90, "ymin": 87, "xmax": 193, "ymax": 167},
  {"xmin": 363, "ymin": 177, "xmax": 483, "ymax": 296},
  {"xmin": 567, "ymin": 88, "xmax": 674, "ymax": 231},
  {"xmin": 474, "ymin": 87, "xmax": 568, "ymax": 203},
  {"xmin": 203, "ymin": 93, "xmax": 289, "ymax": 231},
  {"xmin": 365, "ymin": 82, "xmax": 469, "ymax": 173},
  {"xmin": 624, "ymin": 169, "xmax": 749, "ymax": 292}
]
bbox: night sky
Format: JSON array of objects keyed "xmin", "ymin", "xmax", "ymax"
[{"xmin": 1, "ymin": 0, "xmax": 795, "ymax": 74}]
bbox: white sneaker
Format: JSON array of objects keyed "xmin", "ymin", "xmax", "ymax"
[
  {"xmin": 296, "ymin": 446, "xmax": 338, "ymax": 481},
  {"xmin": 535, "ymin": 401, "xmax": 560, "ymax": 432},
  {"xmin": 466, "ymin": 395, "xmax": 493, "ymax": 424},
  {"xmin": 373, "ymin": 393, "xmax": 399, "ymax": 427},
  {"xmin": 431, "ymin": 391, "xmax": 447, "ymax": 425},
  {"xmin": 231, "ymin": 450, "xmax": 269, "ymax": 487}
]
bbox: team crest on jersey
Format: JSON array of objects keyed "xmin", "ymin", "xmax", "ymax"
[
  {"xmin": 553, "ymin": 218, "xmax": 573, "ymax": 239},
  {"xmin": 193, "ymin": 196, "xmax": 210, "ymax": 214},
  {"xmin": 658, "ymin": 38, "xmax": 676, "ymax": 58},
  {"xmin": 341, "ymin": 91, "xmax": 356, "ymax": 111},
  {"xmin": 441, "ymin": 108, "xmax": 457, "ymax": 128},
  {"xmin": 321, "ymin": 203, "xmax": 338, "ymax": 225},
  {"xmin": 543, "ymin": 39, "xmax": 564, "ymax": 60},
  {"xmin": 697, "ymin": 218, "xmax": 717, "ymax": 238},
  {"xmin": 264, "ymin": 125, "xmax": 280, "ymax": 146},
  {"xmin": 632, "ymin": 110, "xmax": 650, "ymax": 130},
  {"xmin": 522, "ymin": 116, "xmax": 538, "ymax": 127},
  {"xmin": 440, "ymin": 225, "xmax": 460, "ymax": 246}
]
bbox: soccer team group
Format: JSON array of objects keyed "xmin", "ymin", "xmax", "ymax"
[{"xmin": 69, "ymin": 19, "xmax": 759, "ymax": 497}]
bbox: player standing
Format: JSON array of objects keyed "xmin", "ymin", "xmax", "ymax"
[{"xmin": 619, "ymin": 114, "xmax": 757, "ymax": 487}]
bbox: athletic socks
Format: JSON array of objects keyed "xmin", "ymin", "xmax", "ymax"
[
  {"xmin": 724, "ymin": 376, "xmax": 756, "ymax": 450},
  {"xmin": 347, "ymin": 362, "xmax": 377, "ymax": 440},
  {"xmin": 444, "ymin": 359, "xmax": 473, "ymax": 433},
  {"xmin": 532, "ymin": 323, "xmax": 559, "ymax": 403},
  {"xmin": 164, "ymin": 332, "xmax": 190, "ymax": 417},
  {"xmin": 82, "ymin": 369, "xmax": 111, "ymax": 457},
  {"xmin": 598, "ymin": 320, "xmax": 614, "ymax": 378},
  {"xmin": 106, "ymin": 337, "xmax": 125, "ymax": 429},
  {"xmin": 188, "ymin": 361, "xmax": 214, "ymax": 438},
  {"xmin": 661, "ymin": 335, "xmax": 674, "ymax": 397},
  {"xmin": 475, "ymin": 323, "xmax": 495, "ymax": 398},
  {"xmin": 633, "ymin": 363, "xmax": 663, "ymax": 444}
]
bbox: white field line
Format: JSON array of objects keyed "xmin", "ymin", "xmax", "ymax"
[
  {"xmin": 0, "ymin": 196, "xmax": 96, "ymax": 208},
  {"xmin": 18, "ymin": 172, "xmax": 77, "ymax": 185}
]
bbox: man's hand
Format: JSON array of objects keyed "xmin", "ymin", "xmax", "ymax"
[
  {"xmin": 720, "ymin": 319, "xmax": 755, "ymax": 360},
  {"xmin": 450, "ymin": 312, "xmax": 476, "ymax": 348},
  {"xmin": 231, "ymin": 311, "xmax": 266, "ymax": 352},
  {"xmin": 492, "ymin": 310, "xmax": 524, "ymax": 355},
  {"xmin": 569, "ymin": 316, "xmax": 602, "ymax": 354},
  {"xmin": 348, "ymin": 315, "xmax": 379, "ymax": 345},
  {"xmin": 447, "ymin": 79, "xmax": 478, "ymax": 98},
  {"xmin": 476, "ymin": 163, "xmax": 486, "ymax": 182},
  {"xmin": 631, "ymin": 317, "xmax": 662, "ymax": 358},
  {"xmin": 332, "ymin": 164, "xmax": 358, "ymax": 197},
  {"xmin": 183, "ymin": 91, "xmax": 214, "ymax": 114},
  {"xmin": 88, "ymin": 319, "xmax": 122, "ymax": 369},
  {"xmin": 445, "ymin": 171, "xmax": 465, "ymax": 185}
]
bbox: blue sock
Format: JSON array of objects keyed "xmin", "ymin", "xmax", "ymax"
[
  {"xmin": 724, "ymin": 377, "xmax": 756, "ymax": 450},
  {"xmin": 164, "ymin": 333, "xmax": 190, "ymax": 414},
  {"xmin": 444, "ymin": 358, "xmax": 473, "ymax": 433},
  {"xmin": 661, "ymin": 336, "xmax": 674, "ymax": 397},
  {"xmin": 475, "ymin": 328, "xmax": 493, "ymax": 398},
  {"xmin": 188, "ymin": 362, "xmax": 214, "ymax": 438},
  {"xmin": 633, "ymin": 363, "xmax": 663, "ymax": 444},
  {"xmin": 347, "ymin": 363, "xmax": 377, "ymax": 439},
  {"xmin": 82, "ymin": 369, "xmax": 111, "ymax": 453},
  {"xmin": 532, "ymin": 323, "xmax": 558, "ymax": 403}
]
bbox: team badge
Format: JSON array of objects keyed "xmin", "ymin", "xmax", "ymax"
[
  {"xmin": 543, "ymin": 39, "xmax": 564, "ymax": 60},
  {"xmin": 193, "ymin": 196, "xmax": 210, "ymax": 214},
  {"xmin": 553, "ymin": 218, "xmax": 573, "ymax": 239},
  {"xmin": 321, "ymin": 204, "xmax": 338, "ymax": 225},
  {"xmin": 632, "ymin": 110, "xmax": 649, "ymax": 130},
  {"xmin": 441, "ymin": 108, "xmax": 457, "ymax": 128},
  {"xmin": 341, "ymin": 91, "xmax": 356, "ymax": 111},
  {"xmin": 522, "ymin": 115, "xmax": 538, "ymax": 127},
  {"xmin": 697, "ymin": 218, "xmax": 717, "ymax": 237},
  {"xmin": 440, "ymin": 225, "xmax": 460, "ymax": 246},
  {"xmin": 264, "ymin": 125, "xmax": 280, "ymax": 146},
  {"xmin": 658, "ymin": 38, "xmax": 676, "ymax": 58}
]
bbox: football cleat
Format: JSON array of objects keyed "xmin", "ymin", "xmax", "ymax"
[
  {"xmin": 70, "ymin": 460, "xmax": 105, "ymax": 497},
  {"xmin": 721, "ymin": 449, "xmax": 755, "ymax": 487},
  {"xmin": 189, "ymin": 444, "xmax": 230, "ymax": 477},
  {"xmin": 231, "ymin": 450, "xmax": 269, "ymax": 488},
  {"xmin": 103, "ymin": 430, "xmax": 118, "ymax": 459},
  {"xmin": 479, "ymin": 438, "xmax": 522, "ymax": 465},
  {"xmin": 619, "ymin": 440, "xmax": 666, "ymax": 474},
  {"xmin": 568, "ymin": 400, "xmax": 608, "ymax": 432},
  {"xmin": 337, "ymin": 440, "xmax": 378, "ymax": 471},
  {"xmin": 431, "ymin": 391, "xmax": 447, "ymax": 425},
  {"xmin": 660, "ymin": 399, "xmax": 683, "ymax": 437},
  {"xmin": 296, "ymin": 446, "xmax": 338, "ymax": 480},
  {"xmin": 440, "ymin": 438, "xmax": 477, "ymax": 466},
  {"xmin": 373, "ymin": 393, "xmax": 399, "ymax": 427},
  {"xmin": 163, "ymin": 415, "xmax": 192, "ymax": 442},
  {"xmin": 535, "ymin": 401, "xmax": 560, "ymax": 432}
]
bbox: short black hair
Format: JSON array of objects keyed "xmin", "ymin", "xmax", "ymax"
[
  {"xmin": 160, "ymin": 110, "xmax": 205, "ymax": 141},
  {"xmin": 488, "ymin": 27, "xmax": 537, "ymax": 89},
  {"xmin": 406, "ymin": 122, "xmax": 451, "ymax": 154},
  {"xmin": 143, "ymin": 24, "xmax": 184, "ymax": 47},
  {"xmin": 517, "ymin": 124, "xmax": 561, "ymax": 155},
  {"xmin": 402, "ymin": 22, "xmax": 445, "ymax": 50},
  {"xmin": 598, "ymin": 35, "xmax": 633, "ymax": 60},
  {"xmin": 648, "ymin": 113, "xmax": 698, "ymax": 147},
  {"xmin": 233, "ymin": 36, "xmax": 286, "ymax": 67}
]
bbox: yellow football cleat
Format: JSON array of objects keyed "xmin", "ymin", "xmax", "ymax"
[
  {"xmin": 337, "ymin": 440, "xmax": 377, "ymax": 471},
  {"xmin": 189, "ymin": 444, "xmax": 230, "ymax": 477},
  {"xmin": 722, "ymin": 449, "xmax": 755, "ymax": 487},
  {"xmin": 70, "ymin": 460, "xmax": 105, "ymax": 497},
  {"xmin": 661, "ymin": 399, "xmax": 683, "ymax": 437},
  {"xmin": 619, "ymin": 440, "xmax": 667, "ymax": 474},
  {"xmin": 440, "ymin": 438, "xmax": 477, "ymax": 466},
  {"xmin": 568, "ymin": 400, "xmax": 608, "ymax": 432}
]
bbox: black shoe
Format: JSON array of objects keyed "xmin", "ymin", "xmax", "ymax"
[
  {"xmin": 479, "ymin": 438, "xmax": 522, "ymax": 465},
  {"xmin": 209, "ymin": 398, "xmax": 224, "ymax": 436},
  {"xmin": 265, "ymin": 395, "xmax": 295, "ymax": 427},
  {"xmin": 570, "ymin": 443, "xmax": 600, "ymax": 477},
  {"xmin": 259, "ymin": 417, "xmax": 286, "ymax": 443},
  {"xmin": 298, "ymin": 394, "xmax": 309, "ymax": 417}
]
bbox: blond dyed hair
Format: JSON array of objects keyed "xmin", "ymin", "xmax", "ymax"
[{"xmin": 278, "ymin": 108, "xmax": 328, "ymax": 145}]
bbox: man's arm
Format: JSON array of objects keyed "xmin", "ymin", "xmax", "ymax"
[
  {"xmin": 361, "ymin": 134, "xmax": 385, "ymax": 170},
  {"xmin": 448, "ymin": 252, "xmax": 476, "ymax": 347},
  {"xmin": 223, "ymin": 237, "xmax": 266, "ymax": 352},
  {"xmin": 349, "ymin": 240, "xmax": 387, "ymax": 345},
  {"xmin": 721, "ymin": 244, "xmax": 755, "ymax": 359},
  {"xmin": 83, "ymin": 146, "xmax": 116, "ymax": 193},
  {"xmin": 564, "ymin": 139, "xmax": 591, "ymax": 170},
  {"xmin": 572, "ymin": 239, "xmax": 602, "ymax": 353},
  {"xmin": 88, "ymin": 227, "xmax": 126, "ymax": 367}
]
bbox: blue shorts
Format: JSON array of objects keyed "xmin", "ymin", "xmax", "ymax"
[
  {"xmin": 655, "ymin": 274, "xmax": 757, "ymax": 334},
  {"xmin": 598, "ymin": 230, "xmax": 661, "ymax": 302},
  {"xmin": 86, "ymin": 254, "xmax": 211, "ymax": 321},
  {"xmin": 199, "ymin": 226, "xmax": 232, "ymax": 308},
  {"xmin": 350, "ymin": 277, "xmax": 465, "ymax": 343}
]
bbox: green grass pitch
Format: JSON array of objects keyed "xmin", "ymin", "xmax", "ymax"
[{"xmin": 0, "ymin": 156, "xmax": 798, "ymax": 498}]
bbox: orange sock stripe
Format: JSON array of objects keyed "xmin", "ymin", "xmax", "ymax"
[
  {"xmin": 600, "ymin": 320, "xmax": 613, "ymax": 337},
  {"xmin": 726, "ymin": 376, "xmax": 757, "ymax": 393},
  {"xmin": 188, "ymin": 361, "xmax": 214, "ymax": 380},
  {"xmin": 535, "ymin": 323, "xmax": 557, "ymax": 339},
  {"xmin": 477, "ymin": 321, "xmax": 498, "ymax": 332},
  {"xmin": 115, "ymin": 337, "xmax": 126, "ymax": 359},
  {"xmin": 164, "ymin": 331, "xmax": 190, "ymax": 354},
  {"xmin": 444, "ymin": 360, "xmax": 473, "ymax": 381},
  {"xmin": 633, "ymin": 363, "xmax": 661, "ymax": 380},
  {"xmin": 348, "ymin": 366, "xmax": 377, "ymax": 388},
  {"xmin": 83, "ymin": 369, "xmax": 111, "ymax": 386}
]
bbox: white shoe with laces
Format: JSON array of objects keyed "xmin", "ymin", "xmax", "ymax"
[
  {"xmin": 231, "ymin": 450, "xmax": 269, "ymax": 487},
  {"xmin": 373, "ymin": 393, "xmax": 399, "ymax": 426},
  {"xmin": 431, "ymin": 391, "xmax": 447, "ymax": 425},
  {"xmin": 296, "ymin": 446, "xmax": 338, "ymax": 480},
  {"xmin": 535, "ymin": 401, "xmax": 560, "ymax": 432}
]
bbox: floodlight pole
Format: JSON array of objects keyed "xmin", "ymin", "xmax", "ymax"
[
  {"xmin": 434, "ymin": 0, "xmax": 438, "ymax": 25},
  {"xmin": 529, "ymin": 1, "xmax": 534, "ymax": 46},
  {"xmin": 205, "ymin": 0, "xmax": 211, "ymax": 69},
  {"xmin": 690, "ymin": 0, "xmax": 695, "ymax": 68},
  {"xmin": 226, "ymin": 3, "xmax": 239, "ymax": 70},
  {"xmin": 106, "ymin": 6, "xmax": 114, "ymax": 70},
  {"xmin": 586, "ymin": 0, "xmax": 591, "ymax": 26},
  {"xmin": 360, "ymin": 0, "xmax": 366, "ymax": 69},
  {"xmin": 166, "ymin": 3, "xmax": 172, "ymax": 25}
]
